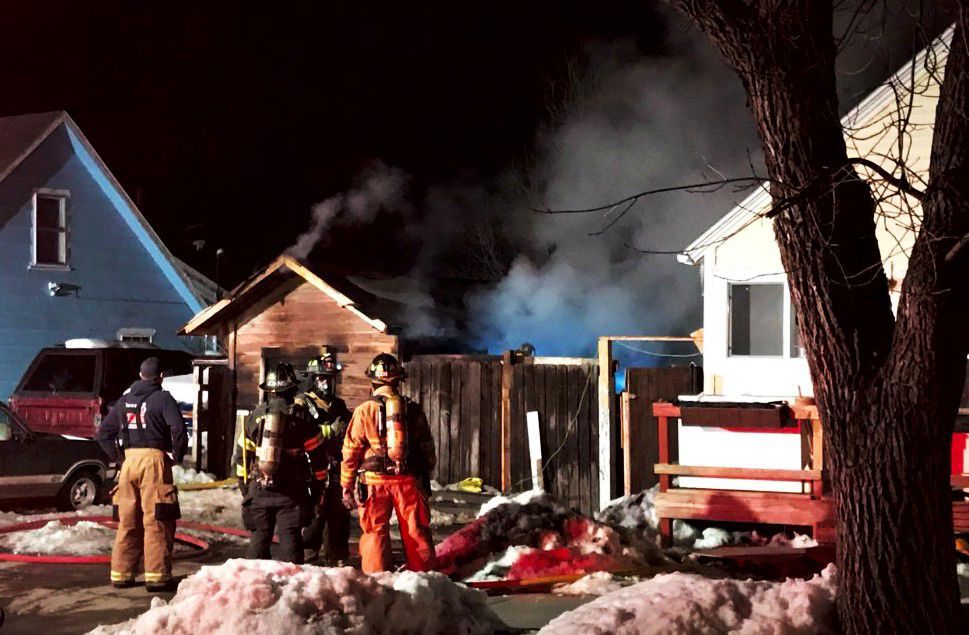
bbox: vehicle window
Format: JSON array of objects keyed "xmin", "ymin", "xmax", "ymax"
[
  {"xmin": 22, "ymin": 354, "xmax": 97, "ymax": 392},
  {"xmin": 0, "ymin": 409, "xmax": 16, "ymax": 440}
]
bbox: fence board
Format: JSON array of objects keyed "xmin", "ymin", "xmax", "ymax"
[
  {"xmin": 624, "ymin": 367, "xmax": 695, "ymax": 493},
  {"xmin": 401, "ymin": 355, "xmax": 601, "ymax": 514}
]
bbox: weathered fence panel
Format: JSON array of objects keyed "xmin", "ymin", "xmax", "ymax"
[
  {"xmin": 622, "ymin": 366, "xmax": 697, "ymax": 494},
  {"xmin": 402, "ymin": 355, "xmax": 601, "ymax": 515}
]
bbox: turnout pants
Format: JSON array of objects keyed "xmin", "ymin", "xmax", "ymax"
[
  {"xmin": 359, "ymin": 474, "xmax": 436, "ymax": 573},
  {"xmin": 242, "ymin": 487, "xmax": 305, "ymax": 563},
  {"xmin": 110, "ymin": 448, "xmax": 179, "ymax": 585},
  {"xmin": 302, "ymin": 481, "xmax": 351, "ymax": 561}
]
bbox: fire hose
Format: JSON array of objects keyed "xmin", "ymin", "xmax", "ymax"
[{"xmin": 0, "ymin": 516, "xmax": 258, "ymax": 564}]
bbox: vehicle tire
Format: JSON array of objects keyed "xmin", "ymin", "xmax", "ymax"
[{"xmin": 56, "ymin": 469, "xmax": 101, "ymax": 511}]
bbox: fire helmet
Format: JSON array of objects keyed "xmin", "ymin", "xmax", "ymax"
[
  {"xmin": 259, "ymin": 362, "xmax": 298, "ymax": 393},
  {"xmin": 366, "ymin": 353, "xmax": 406, "ymax": 384},
  {"xmin": 307, "ymin": 348, "xmax": 341, "ymax": 376}
]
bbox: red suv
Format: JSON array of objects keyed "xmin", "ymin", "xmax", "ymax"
[{"xmin": 9, "ymin": 343, "xmax": 194, "ymax": 438}]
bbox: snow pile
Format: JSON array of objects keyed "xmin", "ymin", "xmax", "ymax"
[
  {"xmin": 0, "ymin": 505, "xmax": 113, "ymax": 528},
  {"xmin": 173, "ymin": 466, "xmax": 217, "ymax": 486},
  {"xmin": 540, "ymin": 565, "xmax": 838, "ymax": 634},
  {"xmin": 89, "ymin": 559, "xmax": 504, "ymax": 635},
  {"xmin": 0, "ymin": 520, "xmax": 114, "ymax": 555},
  {"xmin": 477, "ymin": 488, "xmax": 549, "ymax": 517},
  {"xmin": 552, "ymin": 571, "xmax": 639, "ymax": 596}
]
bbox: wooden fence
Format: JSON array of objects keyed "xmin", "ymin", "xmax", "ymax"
[
  {"xmin": 401, "ymin": 355, "xmax": 601, "ymax": 515},
  {"xmin": 621, "ymin": 366, "xmax": 696, "ymax": 494}
]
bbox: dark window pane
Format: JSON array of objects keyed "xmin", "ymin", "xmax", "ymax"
[
  {"xmin": 729, "ymin": 285, "xmax": 751, "ymax": 355},
  {"xmin": 36, "ymin": 197, "xmax": 61, "ymax": 229},
  {"xmin": 729, "ymin": 283, "xmax": 783, "ymax": 356},
  {"xmin": 22, "ymin": 354, "xmax": 96, "ymax": 393},
  {"xmin": 36, "ymin": 228, "xmax": 62, "ymax": 264}
]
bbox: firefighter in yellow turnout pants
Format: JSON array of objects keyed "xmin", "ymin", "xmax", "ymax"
[{"xmin": 95, "ymin": 357, "xmax": 187, "ymax": 591}]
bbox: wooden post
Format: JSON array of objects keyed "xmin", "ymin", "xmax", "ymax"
[
  {"xmin": 191, "ymin": 365, "xmax": 204, "ymax": 471},
  {"xmin": 500, "ymin": 350, "xmax": 514, "ymax": 491},
  {"xmin": 526, "ymin": 410, "xmax": 544, "ymax": 490},
  {"xmin": 597, "ymin": 337, "xmax": 615, "ymax": 510},
  {"xmin": 621, "ymin": 391, "xmax": 635, "ymax": 496},
  {"xmin": 811, "ymin": 416, "xmax": 824, "ymax": 498},
  {"xmin": 657, "ymin": 412, "xmax": 672, "ymax": 547}
]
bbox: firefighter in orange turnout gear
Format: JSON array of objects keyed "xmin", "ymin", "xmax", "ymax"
[{"xmin": 341, "ymin": 353, "xmax": 437, "ymax": 573}]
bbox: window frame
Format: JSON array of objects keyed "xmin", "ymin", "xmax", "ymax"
[
  {"xmin": 727, "ymin": 279, "xmax": 801, "ymax": 359},
  {"xmin": 30, "ymin": 188, "xmax": 71, "ymax": 270}
]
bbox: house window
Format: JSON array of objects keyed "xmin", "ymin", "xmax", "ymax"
[
  {"xmin": 32, "ymin": 191, "xmax": 69, "ymax": 267},
  {"xmin": 117, "ymin": 327, "xmax": 156, "ymax": 344},
  {"xmin": 729, "ymin": 282, "xmax": 806, "ymax": 357},
  {"xmin": 729, "ymin": 283, "xmax": 784, "ymax": 356}
]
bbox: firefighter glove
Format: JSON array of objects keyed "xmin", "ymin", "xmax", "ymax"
[{"xmin": 342, "ymin": 487, "xmax": 357, "ymax": 510}]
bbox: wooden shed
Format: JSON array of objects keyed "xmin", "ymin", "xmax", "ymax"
[{"xmin": 179, "ymin": 254, "xmax": 399, "ymax": 410}]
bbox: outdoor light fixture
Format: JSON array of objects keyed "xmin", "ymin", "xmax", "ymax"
[{"xmin": 48, "ymin": 281, "xmax": 81, "ymax": 297}]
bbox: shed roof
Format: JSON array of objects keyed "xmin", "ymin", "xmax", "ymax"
[
  {"xmin": 678, "ymin": 25, "xmax": 954, "ymax": 266},
  {"xmin": 178, "ymin": 254, "xmax": 398, "ymax": 335}
]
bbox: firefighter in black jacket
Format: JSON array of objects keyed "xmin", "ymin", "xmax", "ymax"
[
  {"xmin": 297, "ymin": 350, "xmax": 352, "ymax": 564},
  {"xmin": 95, "ymin": 357, "xmax": 187, "ymax": 591},
  {"xmin": 234, "ymin": 362, "xmax": 328, "ymax": 563}
]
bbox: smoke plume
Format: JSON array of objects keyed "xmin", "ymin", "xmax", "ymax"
[
  {"xmin": 289, "ymin": 161, "xmax": 411, "ymax": 258},
  {"xmin": 462, "ymin": 34, "xmax": 762, "ymax": 356}
]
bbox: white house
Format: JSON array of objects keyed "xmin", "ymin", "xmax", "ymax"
[{"xmin": 675, "ymin": 28, "xmax": 967, "ymax": 486}]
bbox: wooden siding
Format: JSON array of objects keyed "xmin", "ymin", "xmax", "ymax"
[
  {"xmin": 232, "ymin": 281, "xmax": 398, "ymax": 409},
  {"xmin": 0, "ymin": 124, "xmax": 199, "ymax": 399}
]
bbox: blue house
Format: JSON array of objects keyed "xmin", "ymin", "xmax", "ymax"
[{"xmin": 0, "ymin": 111, "xmax": 215, "ymax": 399}]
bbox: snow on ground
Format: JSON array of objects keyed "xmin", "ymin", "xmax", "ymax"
[
  {"xmin": 540, "ymin": 565, "xmax": 838, "ymax": 634},
  {"xmin": 178, "ymin": 487, "xmax": 243, "ymax": 528},
  {"xmin": 477, "ymin": 488, "xmax": 549, "ymax": 517},
  {"xmin": 0, "ymin": 505, "xmax": 113, "ymax": 529},
  {"xmin": 552, "ymin": 571, "xmax": 640, "ymax": 596},
  {"xmin": 172, "ymin": 466, "xmax": 217, "ymax": 486},
  {"xmin": 89, "ymin": 558, "xmax": 504, "ymax": 635},
  {"xmin": 0, "ymin": 519, "xmax": 114, "ymax": 555}
]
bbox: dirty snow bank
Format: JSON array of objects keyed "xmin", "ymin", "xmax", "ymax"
[
  {"xmin": 89, "ymin": 559, "xmax": 504, "ymax": 635},
  {"xmin": 552, "ymin": 571, "xmax": 640, "ymax": 596},
  {"xmin": 173, "ymin": 465, "xmax": 217, "ymax": 486},
  {"xmin": 541, "ymin": 565, "xmax": 838, "ymax": 634},
  {"xmin": 0, "ymin": 519, "xmax": 114, "ymax": 555},
  {"xmin": 0, "ymin": 505, "xmax": 113, "ymax": 528}
]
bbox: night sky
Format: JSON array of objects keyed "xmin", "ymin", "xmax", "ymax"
[{"xmin": 0, "ymin": 1, "xmax": 668, "ymax": 286}]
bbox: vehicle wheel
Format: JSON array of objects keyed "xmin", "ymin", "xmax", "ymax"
[{"xmin": 56, "ymin": 470, "xmax": 101, "ymax": 511}]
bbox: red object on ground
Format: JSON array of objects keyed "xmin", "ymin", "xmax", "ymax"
[
  {"xmin": 434, "ymin": 514, "xmax": 489, "ymax": 574},
  {"xmin": 505, "ymin": 547, "xmax": 630, "ymax": 580},
  {"xmin": 0, "ymin": 516, "xmax": 220, "ymax": 564}
]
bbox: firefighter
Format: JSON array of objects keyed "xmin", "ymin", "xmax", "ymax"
[
  {"xmin": 95, "ymin": 357, "xmax": 187, "ymax": 591},
  {"xmin": 297, "ymin": 349, "xmax": 353, "ymax": 564},
  {"xmin": 234, "ymin": 362, "xmax": 328, "ymax": 563},
  {"xmin": 341, "ymin": 353, "xmax": 437, "ymax": 573}
]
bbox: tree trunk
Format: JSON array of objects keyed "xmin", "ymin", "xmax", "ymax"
[{"xmin": 670, "ymin": 1, "xmax": 969, "ymax": 631}]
